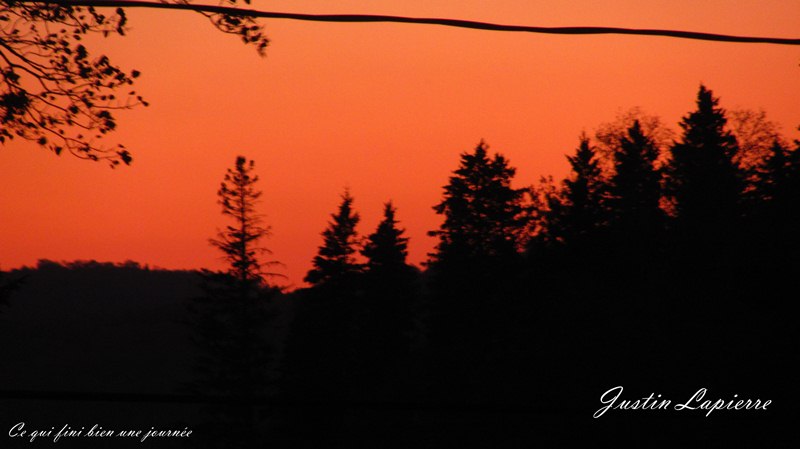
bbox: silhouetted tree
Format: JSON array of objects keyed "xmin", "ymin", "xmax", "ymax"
[
  {"xmin": 745, "ymin": 136, "xmax": 800, "ymax": 287},
  {"xmin": 546, "ymin": 134, "xmax": 608, "ymax": 245},
  {"xmin": 595, "ymin": 107, "xmax": 674, "ymax": 174},
  {"xmin": 358, "ymin": 202, "xmax": 418, "ymax": 383},
  {"xmin": 657, "ymin": 85, "xmax": 750, "ymax": 313},
  {"xmin": 210, "ymin": 156, "xmax": 275, "ymax": 286},
  {"xmin": 283, "ymin": 190, "xmax": 365, "ymax": 409},
  {"xmin": 425, "ymin": 141, "xmax": 527, "ymax": 401},
  {"xmin": 362, "ymin": 201, "xmax": 409, "ymax": 275},
  {"xmin": 771, "ymin": 134, "xmax": 800, "ymax": 249},
  {"xmin": 187, "ymin": 156, "xmax": 278, "ymax": 448},
  {"xmin": 729, "ymin": 108, "xmax": 783, "ymax": 171},
  {"xmin": 304, "ymin": 189, "xmax": 363, "ymax": 286},
  {"xmin": 755, "ymin": 137, "xmax": 800, "ymax": 207},
  {"xmin": 575, "ymin": 120, "xmax": 667, "ymax": 309},
  {"xmin": 428, "ymin": 140, "xmax": 527, "ymax": 275},
  {"xmin": 607, "ymin": 120, "xmax": 663, "ymax": 233},
  {"xmin": 665, "ymin": 85, "xmax": 743, "ymax": 233}
]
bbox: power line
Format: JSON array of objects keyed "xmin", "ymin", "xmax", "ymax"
[{"xmin": 23, "ymin": 0, "xmax": 800, "ymax": 46}]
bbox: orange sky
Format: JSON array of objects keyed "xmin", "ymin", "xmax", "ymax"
[{"xmin": 1, "ymin": 1, "xmax": 798, "ymax": 288}]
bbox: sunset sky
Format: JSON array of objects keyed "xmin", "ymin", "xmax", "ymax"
[{"xmin": 1, "ymin": 1, "xmax": 798, "ymax": 288}]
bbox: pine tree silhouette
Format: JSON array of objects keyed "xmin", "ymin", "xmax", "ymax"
[
  {"xmin": 186, "ymin": 156, "xmax": 279, "ymax": 448},
  {"xmin": 359, "ymin": 202, "xmax": 418, "ymax": 389},
  {"xmin": 547, "ymin": 134, "xmax": 608, "ymax": 246},
  {"xmin": 746, "ymin": 137, "xmax": 800, "ymax": 291},
  {"xmin": 285, "ymin": 189, "xmax": 364, "ymax": 406},
  {"xmin": 305, "ymin": 189, "xmax": 363, "ymax": 287},
  {"xmin": 362, "ymin": 201, "xmax": 410, "ymax": 274},
  {"xmin": 210, "ymin": 156, "xmax": 275, "ymax": 285},
  {"xmin": 428, "ymin": 140, "xmax": 526, "ymax": 272},
  {"xmin": 425, "ymin": 141, "xmax": 527, "ymax": 402},
  {"xmin": 608, "ymin": 120, "xmax": 663, "ymax": 233},
  {"xmin": 666, "ymin": 85, "xmax": 743, "ymax": 234}
]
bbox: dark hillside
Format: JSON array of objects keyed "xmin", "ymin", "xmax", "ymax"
[{"xmin": 1, "ymin": 260, "xmax": 201, "ymax": 394}]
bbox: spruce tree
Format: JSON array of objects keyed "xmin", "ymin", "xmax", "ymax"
[
  {"xmin": 608, "ymin": 120, "xmax": 663, "ymax": 233},
  {"xmin": 426, "ymin": 141, "xmax": 526, "ymax": 395},
  {"xmin": 359, "ymin": 201, "xmax": 417, "ymax": 384},
  {"xmin": 665, "ymin": 85, "xmax": 742, "ymax": 233},
  {"xmin": 428, "ymin": 140, "xmax": 526, "ymax": 271},
  {"xmin": 662, "ymin": 86, "xmax": 746, "ymax": 307},
  {"xmin": 550, "ymin": 134, "xmax": 608, "ymax": 245},
  {"xmin": 362, "ymin": 201, "xmax": 410, "ymax": 274},
  {"xmin": 210, "ymin": 156, "xmax": 273, "ymax": 287},
  {"xmin": 304, "ymin": 189, "xmax": 362, "ymax": 286},
  {"xmin": 286, "ymin": 190, "xmax": 363, "ymax": 404},
  {"xmin": 187, "ymin": 156, "xmax": 277, "ymax": 448},
  {"xmin": 750, "ymin": 138, "xmax": 800, "ymax": 276},
  {"xmin": 598, "ymin": 121, "xmax": 666, "ymax": 298},
  {"xmin": 756, "ymin": 138, "xmax": 800, "ymax": 207}
]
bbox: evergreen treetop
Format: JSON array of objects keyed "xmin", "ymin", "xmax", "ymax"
[
  {"xmin": 553, "ymin": 134, "xmax": 608, "ymax": 243},
  {"xmin": 210, "ymin": 156, "xmax": 272, "ymax": 287},
  {"xmin": 305, "ymin": 189, "xmax": 363, "ymax": 286},
  {"xmin": 362, "ymin": 201, "xmax": 410, "ymax": 274},
  {"xmin": 429, "ymin": 140, "xmax": 526, "ymax": 265},
  {"xmin": 666, "ymin": 85, "xmax": 743, "ymax": 227},
  {"xmin": 608, "ymin": 120, "xmax": 663, "ymax": 228}
]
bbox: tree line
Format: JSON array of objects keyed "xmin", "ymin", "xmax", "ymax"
[
  {"xmin": 2, "ymin": 83, "xmax": 795, "ymax": 447},
  {"xmin": 143, "ymin": 84, "xmax": 800, "ymax": 446}
]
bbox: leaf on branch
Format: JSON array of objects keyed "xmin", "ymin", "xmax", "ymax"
[{"xmin": 1, "ymin": 0, "xmax": 269, "ymax": 167}]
